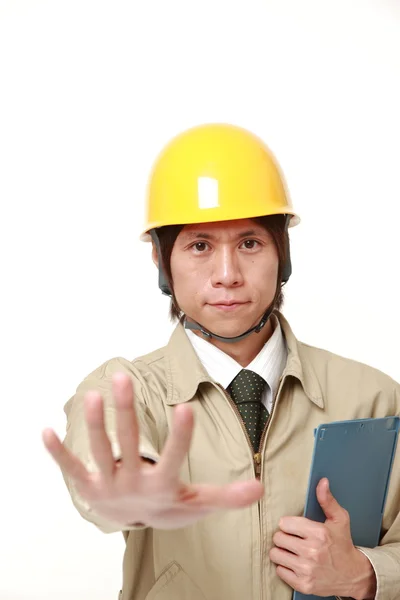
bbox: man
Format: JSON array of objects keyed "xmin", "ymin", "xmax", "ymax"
[{"xmin": 43, "ymin": 123, "xmax": 400, "ymax": 600}]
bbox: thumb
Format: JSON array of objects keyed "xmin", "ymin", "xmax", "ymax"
[{"xmin": 316, "ymin": 478, "xmax": 343, "ymax": 522}]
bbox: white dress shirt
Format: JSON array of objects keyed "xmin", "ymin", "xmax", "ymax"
[{"xmin": 185, "ymin": 315, "xmax": 287, "ymax": 413}]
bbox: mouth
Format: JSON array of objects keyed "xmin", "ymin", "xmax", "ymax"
[{"xmin": 208, "ymin": 301, "xmax": 249, "ymax": 312}]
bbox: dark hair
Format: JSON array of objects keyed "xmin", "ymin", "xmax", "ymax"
[{"xmin": 155, "ymin": 214, "xmax": 289, "ymax": 321}]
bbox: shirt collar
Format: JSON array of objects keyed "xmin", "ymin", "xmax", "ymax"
[
  {"xmin": 185, "ymin": 315, "xmax": 287, "ymax": 400},
  {"xmin": 165, "ymin": 311, "xmax": 324, "ymax": 408}
]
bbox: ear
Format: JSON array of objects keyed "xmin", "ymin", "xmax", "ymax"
[{"xmin": 151, "ymin": 241, "xmax": 159, "ymax": 267}]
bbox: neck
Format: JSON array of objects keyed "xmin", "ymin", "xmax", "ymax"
[{"xmin": 194, "ymin": 318, "xmax": 275, "ymax": 367}]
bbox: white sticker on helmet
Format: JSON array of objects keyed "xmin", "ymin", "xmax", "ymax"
[{"xmin": 197, "ymin": 177, "xmax": 219, "ymax": 209}]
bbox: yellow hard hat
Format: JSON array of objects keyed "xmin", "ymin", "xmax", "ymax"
[{"xmin": 140, "ymin": 123, "xmax": 300, "ymax": 240}]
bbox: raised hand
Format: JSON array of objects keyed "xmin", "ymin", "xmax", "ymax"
[{"xmin": 43, "ymin": 372, "xmax": 264, "ymax": 530}]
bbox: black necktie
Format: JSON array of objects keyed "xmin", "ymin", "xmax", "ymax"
[{"xmin": 227, "ymin": 369, "xmax": 269, "ymax": 452}]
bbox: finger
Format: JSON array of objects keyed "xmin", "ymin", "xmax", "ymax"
[
  {"xmin": 42, "ymin": 428, "xmax": 90, "ymax": 484},
  {"xmin": 178, "ymin": 478, "xmax": 264, "ymax": 510},
  {"xmin": 84, "ymin": 391, "xmax": 115, "ymax": 477},
  {"xmin": 316, "ymin": 478, "xmax": 345, "ymax": 522},
  {"xmin": 157, "ymin": 404, "xmax": 194, "ymax": 478},
  {"xmin": 279, "ymin": 516, "xmax": 325, "ymax": 539},
  {"xmin": 273, "ymin": 531, "xmax": 304, "ymax": 556},
  {"xmin": 112, "ymin": 373, "xmax": 141, "ymax": 471},
  {"xmin": 269, "ymin": 547, "xmax": 299, "ymax": 572},
  {"xmin": 275, "ymin": 565, "xmax": 301, "ymax": 590}
]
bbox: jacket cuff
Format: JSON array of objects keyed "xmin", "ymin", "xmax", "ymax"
[
  {"xmin": 67, "ymin": 442, "xmax": 160, "ymax": 534},
  {"xmin": 356, "ymin": 545, "xmax": 400, "ymax": 600}
]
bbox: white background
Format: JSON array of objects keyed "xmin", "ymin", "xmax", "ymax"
[{"xmin": 1, "ymin": 1, "xmax": 399, "ymax": 598}]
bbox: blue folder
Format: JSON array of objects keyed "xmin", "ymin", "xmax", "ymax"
[{"xmin": 293, "ymin": 416, "xmax": 400, "ymax": 600}]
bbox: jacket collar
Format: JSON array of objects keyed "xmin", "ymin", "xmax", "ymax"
[
  {"xmin": 165, "ymin": 312, "xmax": 324, "ymax": 408},
  {"xmin": 277, "ymin": 312, "xmax": 324, "ymax": 408}
]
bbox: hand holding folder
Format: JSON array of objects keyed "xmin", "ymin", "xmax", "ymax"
[
  {"xmin": 275, "ymin": 416, "xmax": 400, "ymax": 600},
  {"xmin": 272, "ymin": 476, "xmax": 377, "ymax": 599}
]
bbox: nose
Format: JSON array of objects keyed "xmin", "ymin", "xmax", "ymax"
[{"xmin": 210, "ymin": 246, "xmax": 244, "ymax": 288}]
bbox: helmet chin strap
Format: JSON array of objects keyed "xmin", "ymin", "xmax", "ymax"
[
  {"xmin": 183, "ymin": 306, "xmax": 274, "ymax": 343},
  {"xmin": 183, "ymin": 288, "xmax": 280, "ymax": 343}
]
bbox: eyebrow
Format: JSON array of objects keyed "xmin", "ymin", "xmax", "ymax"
[{"xmin": 182, "ymin": 229, "xmax": 263, "ymax": 241}]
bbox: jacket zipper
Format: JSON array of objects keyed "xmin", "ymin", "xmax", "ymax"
[
  {"xmin": 215, "ymin": 383, "xmax": 264, "ymax": 600},
  {"xmin": 256, "ymin": 374, "xmax": 284, "ymax": 467},
  {"xmin": 216, "ymin": 383, "xmax": 255, "ymax": 453},
  {"xmin": 216, "ymin": 377, "xmax": 286, "ymax": 600},
  {"xmin": 216, "ymin": 377, "xmax": 285, "ymax": 479},
  {"xmin": 258, "ymin": 375, "xmax": 285, "ymax": 600}
]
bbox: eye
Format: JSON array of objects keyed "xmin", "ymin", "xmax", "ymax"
[
  {"xmin": 191, "ymin": 241, "xmax": 210, "ymax": 253},
  {"xmin": 240, "ymin": 239, "xmax": 259, "ymax": 250}
]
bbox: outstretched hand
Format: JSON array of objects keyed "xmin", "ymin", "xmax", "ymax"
[{"xmin": 43, "ymin": 372, "xmax": 264, "ymax": 529}]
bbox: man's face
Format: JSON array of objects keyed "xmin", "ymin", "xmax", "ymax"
[{"xmin": 169, "ymin": 219, "xmax": 279, "ymax": 338}]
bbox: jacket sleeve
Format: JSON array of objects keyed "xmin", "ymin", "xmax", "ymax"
[
  {"xmin": 355, "ymin": 542, "xmax": 400, "ymax": 600},
  {"xmin": 355, "ymin": 475, "xmax": 400, "ymax": 599},
  {"xmin": 62, "ymin": 357, "xmax": 160, "ymax": 534}
]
